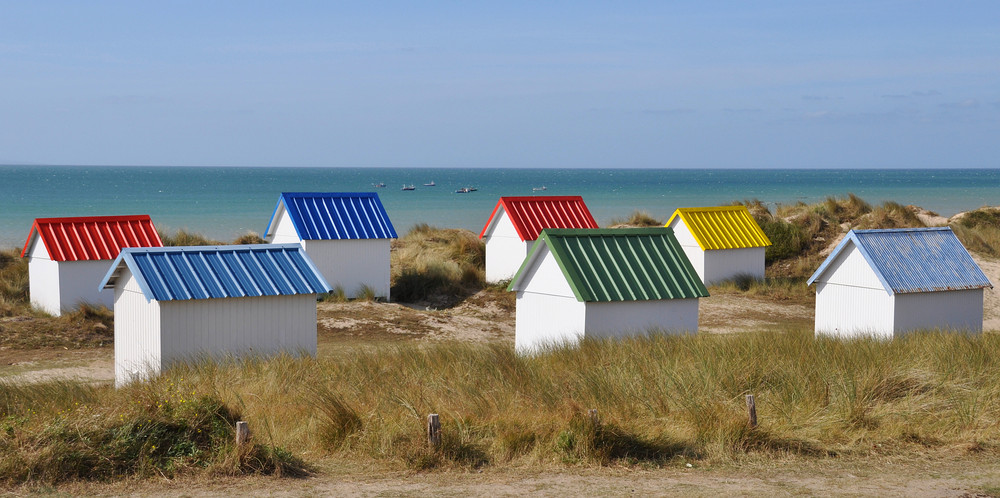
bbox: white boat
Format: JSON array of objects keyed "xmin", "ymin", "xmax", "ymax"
[
  {"xmin": 402, "ymin": 185, "xmax": 416, "ymax": 191},
  {"xmin": 532, "ymin": 186, "xmax": 547, "ymax": 191},
  {"xmin": 373, "ymin": 182, "xmax": 386, "ymax": 188},
  {"xmin": 424, "ymin": 181, "xmax": 436, "ymax": 186}
]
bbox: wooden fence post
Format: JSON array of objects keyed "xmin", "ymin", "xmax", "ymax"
[
  {"xmin": 427, "ymin": 413, "xmax": 441, "ymax": 448},
  {"xmin": 745, "ymin": 395, "xmax": 758, "ymax": 428},
  {"xmin": 588, "ymin": 408, "xmax": 600, "ymax": 428},
  {"xmin": 235, "ymin": 420, "xmax": 251, "ymax": 445}
]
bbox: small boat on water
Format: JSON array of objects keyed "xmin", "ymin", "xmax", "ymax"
[
  {"xmin": 402, "ymin": 185, "xmax": 416, "ymax": 191},
  {"xmin": 468, "ymin": 187, "xmax": 478, "ymax": 192},
  {"xmin": 373, "ymin": 182, "xmax": 386, "ymax": 188},
  {"xmin": 532, "ymin": 186, "xmax": 547, "ymax": 191},
  {"xmin": 423, "ymin": 181, "xmax": 436, "ymax": 186},
  {"xmin": 455, "ymin": 187, "xmax": 471, "ymax": 193}
]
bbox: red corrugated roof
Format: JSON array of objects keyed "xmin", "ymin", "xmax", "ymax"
[
  {"xmin": 479, "ymin": 196, "xmax": 599, "ymax": 241},
  {"xmin": 22, "ymin": 215, "xmax": 163, "ymax": 261}
]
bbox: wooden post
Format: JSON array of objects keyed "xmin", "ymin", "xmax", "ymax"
[
  {"xmin": 745, "ymin": 395, "xmax": 758, "ymax": 428},
  {"xmin": 235, "ymin": 420, "xmax": 251, "ymax": 445},
  {"xmin": 588, "ymin": 408, "xmax": 600, "ymax": 427},
  {"xmin": 427, "ymin": 413, "xmax": 441, "ymax": 448}
]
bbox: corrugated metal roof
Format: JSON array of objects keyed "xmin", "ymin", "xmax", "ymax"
[
  {"xmin": 807, "ymin": 228, "xmax": 993, "ymax": 294},
  {"xmin": 100, "ymin": 244, "xmax": 332, "ymax": 302},
  {"xmin": 21, "ymin": 215, "xmax": 163, "ymax": 261},
  {"xmin": 480, "ymin": 196, "xmax": 599, "ymax": 241},
  {"xmin": 509, "ymin": 228, "xmax": 709, "ymax": 302},
  {"xmin": 666, "ymin": 206, "xmax": 771, "ymax": 250},
  {"xmin": 265, "ymin": 192, "xmax": 397, "ymax": 241}
]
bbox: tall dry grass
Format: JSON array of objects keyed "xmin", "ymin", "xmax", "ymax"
[
  {"xmin": 7, "ymin": 330, "xmax": 996, "ymax": 482},
  {"xmin": 0, "ymin": 248, "xmax": 29, "ymax": 317},
  {"xmin": 390, "ymin": 224, "xmax": 485, "ymax": 305},
  {"xmin": 953, "ymin": 207, "xmax": 1000, "ymax": 258},
  {"xmin": 608, "ymin": 211, "xmax": 664, "ymax": 228}
]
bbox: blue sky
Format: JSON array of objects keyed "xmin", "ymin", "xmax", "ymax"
[{"xmin": 1, "ymin": 1, "xmax": 998, "ymax": 168}]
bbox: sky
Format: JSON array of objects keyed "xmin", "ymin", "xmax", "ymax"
[{"xmin": 1, "ymin": 1, "xmax": 998, "ymax": 169}]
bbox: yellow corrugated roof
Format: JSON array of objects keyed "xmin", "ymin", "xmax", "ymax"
[{"xmin": 665, "ymin": 205, "xmax": 771, "ymax": 250}]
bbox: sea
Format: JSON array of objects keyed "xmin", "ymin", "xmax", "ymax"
[{"xmin": 1, "ymin": 166, "xmax": 997, "ymax": 248}]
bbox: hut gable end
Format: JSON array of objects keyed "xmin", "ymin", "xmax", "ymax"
[{"xmin": 812, "ymin": 241, "xmax": 886, "ymax": 292}]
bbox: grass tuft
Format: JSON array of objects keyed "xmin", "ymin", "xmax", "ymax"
[
  {"xmin": 390, "ymin": 224, "xmax": 485, "ymax": 306},
  {"xmin": 608, "ymin": 211, "xmax": 664, "ymax": 228}
]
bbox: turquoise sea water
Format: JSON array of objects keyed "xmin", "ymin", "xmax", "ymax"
[{"xmin": 0, "ymin": 166, "xmax": 997, "ymax": 248}]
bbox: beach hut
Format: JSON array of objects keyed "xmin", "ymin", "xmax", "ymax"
[
  {"xmin": 264, "ymin": 192, "xmax": 396, "ymax": 299},
  {"xmin": 100, "ymin": 244, "xmax": 332, "ymax": 386},
  {"xmin": 665, "ymin": 205, "xmax": 771, "ymax": 286},
  {"xmin": 480, "ymin": 196, "xmax": 599, "ymax": 283},
  {"xmin": 21, "ymin": 215, "xmax": 163, "ymax": 316},
  {"xmin": 507, "ymin": 228, "xmax": 709, "ymax": 353},
  {"xmin": 807, "ymin": 227, "xmax": 993, "ymax": 338}
]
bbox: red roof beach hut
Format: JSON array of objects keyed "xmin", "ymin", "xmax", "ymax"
[
  {"xmin": 22, "ymin": 215, "xmax": 163, "ymax": 315},
  {"xmin": 479, "ymin": 196, "xmax": 598, "ymax": 283}
]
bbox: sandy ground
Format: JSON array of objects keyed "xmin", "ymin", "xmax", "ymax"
[{"xmin": 38, "ymin": 454, "xmax": 1000, "ymax": 497}]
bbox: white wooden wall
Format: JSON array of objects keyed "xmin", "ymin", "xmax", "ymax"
[
  {"xmin": 584, "ymin": 299, "xmax": 699, "ymax": 339},
  {"xmin": 27, "ymin": 239, "xmax": 61, "ymax": 315},
  {"xmin": 812, "ymin": 242, "xmax": 895, "ymax": 338},
  {"xmin": 304, "ymin": 239, "xmax": 391, "ymax": 298},
  {"xmin": 814, "ymin": 281, "xmax": 894, "ymax": 338},
  {"xmin": 59, "ymin": 260, "xmax": 116, "ymax": 311},
  {"xmin": 159, "ymin": 294, "xmax": 317, "ymax": 363},
  {"xmin": 27, "ymin": 239, "xmax": 114, "ymax": 316},
  {"xmin": 893, "ymin": 289, "xmax": 984, "ymax": 336},
  {"xmin": 669, "ymin": 218, "xmax": 707, "ymax": 284},
  {"xmin": 484, "ymin": 209, "xmax": 532, "ymax": 283},
  {"xmin": 268, "ymin": 206, "xmax": 301, "ymax": 244},
  {"xmin": 513, "ymin": 244, "xmax": 585, "ymax": 353},
  {"xmin": 702, "ymin": 247, "xmax": 765, "ymax": 285},
  {"xmin": 114, "ymin": 267, "xmax": 162, "ymax": 386}
]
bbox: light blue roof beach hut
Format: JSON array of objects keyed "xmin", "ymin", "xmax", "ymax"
[
  {"xmin": 808, "ymin": 227, "xmax": 992, "ymax": 338},
  {"xmin": 100, "ymin": 244, "xmax": 332, "ymax": 386},
  {"xmin": 264, "ymin": 192, "xmax": 397, "ymax": 299}
]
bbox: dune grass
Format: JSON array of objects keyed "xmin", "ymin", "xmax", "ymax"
[
  {"xmin": 3, "ymin": 330, "xmax": 999, "ymax": 483},
  {"xmin": 607, "ymin": 211, "xmax": 664, "ymax": 228},
  {"xmin": 390, "ymin": 224, "xmax": 485, "ymax": 306},
  {"xmin": 0, "ymin": 378, "xmax": 305, "ymax": 484},
  {"xmin": 953, "ymin": 207, "xmax": 1000, "ymax": 258},
  {"xmin": 0, "ymin": 248, "xmax": 29, "ymax": 317}
]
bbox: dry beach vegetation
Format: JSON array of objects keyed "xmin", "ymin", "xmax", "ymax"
[{"xmin": 1, "ymin": 195, "xmax": 1000, "ymax": 495}]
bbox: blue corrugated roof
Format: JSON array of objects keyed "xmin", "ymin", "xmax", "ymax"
[
  {"xmin": 807, "ymin": 228, "xmax": 993, "ymax": 294},
  {"xmin": 265, "ymin": 192, "xmax": 397, "ymax": 241},
  {"xmin": 100, "ymin": 244, "xmax": 333, "ymax": 301}
]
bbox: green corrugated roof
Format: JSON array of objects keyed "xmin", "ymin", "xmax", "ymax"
[{"xmin": 508, "ymin": 228, "xmax": 709, "ymax": 302}]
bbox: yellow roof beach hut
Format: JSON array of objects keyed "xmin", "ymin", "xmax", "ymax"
[{"xmin": 666, "ymin": 205, "xmax": 771, "ymax": 286}]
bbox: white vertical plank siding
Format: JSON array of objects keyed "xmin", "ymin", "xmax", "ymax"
[
  {"xmin": 27, "ymin": 239, "xmax": 61, "ymax": 315},
  {"xmin": 893, "ymin": 289, "xmax": 984, "ymax": 335},
  {"xmin": 159, "ymin": 294, "xmax": 317, "ymax": 365},
  {"xmin": 484, "ymin": 209, "xmax": 533, "ymax": 283},
  {"xmin": 58, "ymin": 260, "xmax": 116, "ymax": 311},
  {"xmin": 268, "ymin": 207, "xmax": 302, "ymax": 244},
  {"xmin": 303, "ymin": 239, "xmax": 391, "ymax": 298},
  {"xmin": 701, "ymin": 247, "xmax": 765, "ymax": 285},
  {"xmin": 669, "ymin": 218, "xmax": 706, "ymax": 283},
  {"xmin": 814, "ymin": 281, "xmax": 894, "ymax": 338},
  {"xmin": 115, "ymin": 269, "xmax": 162, "ymax": 386},
  {"xmin": 813, "ymin": 243, "xmax": 884, "ymax": 289},
  {"xmin": 584, "ymin": 299, "xmax": 699, "ymax": 339},
  {"xmin": 515, "ymin": 293, "xmax": 586, "ymax": 353},
  {"xmin": 514, "ymin": 246, "xmax": 586, "ymax": 353}
]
